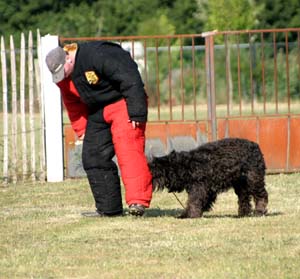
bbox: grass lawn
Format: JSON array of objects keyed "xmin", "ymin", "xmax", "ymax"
[{"xmin": 0, "ymin": 173, "xmax": 300, "ymax": 279}]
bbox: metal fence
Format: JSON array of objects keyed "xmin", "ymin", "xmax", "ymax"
[
  {"xmin": 1, "ymin": 28, "xmax": 300, "ymax": 184},
  {"xmin": 204, "ymin": 28, "xmax": 300, "ymax": 172},
  {"xmin": 62, "ymin": 28, "xmax": 300, "ymax": 176}
]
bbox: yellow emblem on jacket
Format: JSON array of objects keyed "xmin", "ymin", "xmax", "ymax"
[
  {"xmin": 63, "ymin": 43, "xmax": 78, "ymax": 52},
  {"xmin": 85, "ymin": 71, "xmax": 99, "ymax": 85}
]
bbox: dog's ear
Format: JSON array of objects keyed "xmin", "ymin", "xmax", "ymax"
[
  {"xmin": 169, "ymin": 150, "xmax": 177, "ymax": 159},
  {"xmin": 158, "ymin": 155, "xmax": 170, "ymax": 166},
  {"xmin": 170, "ymin": 150, "xmax": 186, "ymax": 163},
  {"xmin": 150, "ymin": 155, "xmax": 167, "ymax": 167}
]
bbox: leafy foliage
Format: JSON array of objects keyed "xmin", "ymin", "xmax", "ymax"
[
  {"xmin": 0, "ymin": 0, "xmax": 202, "ymax": 37},
  {"xmin": 204, "ymin": 0, "xmax": 259, "ymax": 32},
  {"xmin": 255, "ymin": 0, "xmax": 300, "ymax": 29},
  {"xmin": 0, "ymin": 0, "xmax": 300, "ymax": 37},
  {"xmin": 0, "ymin": 0, "xmax": 298, "ymax": 38}
]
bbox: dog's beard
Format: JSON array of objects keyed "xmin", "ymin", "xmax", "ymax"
[
  {"xmin": 152, "ymin": 175, "xmax": 169, "ymax": 191},
  {"xmin": 149, "ymin": 160, "xmax": 169, "ymax": 191}
]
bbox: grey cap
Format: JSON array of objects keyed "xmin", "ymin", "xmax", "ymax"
[{"xmin": 45, "ymin": 47, "xmax": 66, "ymax": 83}]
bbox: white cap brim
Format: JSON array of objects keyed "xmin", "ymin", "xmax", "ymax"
[{"xmin": 52, "ymin": 65, "xmax": 65, "ymax": 83}]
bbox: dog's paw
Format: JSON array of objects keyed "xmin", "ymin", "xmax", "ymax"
[
  {"xmin": 253, "ymin": 209, "xmax": 268, "ymax": 216},
  {"xmin": 176, "ymin": 211, "xmax": 188, "ymax": 219}
]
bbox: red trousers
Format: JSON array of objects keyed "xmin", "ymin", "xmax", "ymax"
[{"xmin": 103, "ymin": 99, "xmax": 152, "ymax": 207}]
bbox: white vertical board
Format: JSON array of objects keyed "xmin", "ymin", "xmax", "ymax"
[{"xmin": 40, "ymin": 35, "xmax": 64, "ymax": 182}]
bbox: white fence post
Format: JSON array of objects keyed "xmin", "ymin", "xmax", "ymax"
[{"xmin": 40, "ymin": 35, "xmax": 64, "ymax": 182}]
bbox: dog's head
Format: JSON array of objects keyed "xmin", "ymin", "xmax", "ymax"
[
  {"xmin": 148, "ymin": 155, "xmax": 170, "ymax": 191},
  {"xmin": 148, "ymin": 151, "xmax": 186, "ymax": 193}
]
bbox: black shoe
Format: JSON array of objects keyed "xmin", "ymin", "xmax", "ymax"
[
  {"xmin": 81, "ymin": 210, "xmax": 123, "ymax": 217},
  {"xmin": 128, "ymin": 204, "xmax": 145, "ymax": 216}
]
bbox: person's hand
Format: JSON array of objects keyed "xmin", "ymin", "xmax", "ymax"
[
  {"xmin": 128, "ymin": 120, "xmax": 140, "ymax": 129},
  {"xmin": 75, "ymin": 134, "xmax": 85, "ymax": 145}
]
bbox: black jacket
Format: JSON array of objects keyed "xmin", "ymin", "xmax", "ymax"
[{"xmin": 71, "ymin": 41, "xmax": 148, "ymax": 122}]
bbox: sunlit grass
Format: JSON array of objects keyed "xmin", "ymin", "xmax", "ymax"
[
  {"xmin": 148, "ymin": 102, "xmax": 300, "ymax": 121},
  {"xmin": 0, "ymin": 173, "xmax": 299, "ymax": 278}
]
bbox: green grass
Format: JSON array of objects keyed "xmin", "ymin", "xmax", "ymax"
[
  {"xmin": 147, "ymin": 102, "xmax": 300, "ymax": 121},
  {"xmin": 1, "ymin": 173, "xmax": 300, "ymax": 279}
]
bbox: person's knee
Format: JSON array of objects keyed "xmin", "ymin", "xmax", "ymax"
[{"xmin": 82, "ymin": 144, "xmax": 116, "ymax": 170}]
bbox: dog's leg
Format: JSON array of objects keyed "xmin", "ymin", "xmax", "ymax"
[
  {"xmin": 247, "ymin": 172, "xmax": 268, "ymax": 216},
  {"xmin": 178, "ymin": 209, "xmax": 189, "ymax": 219},
  {"xmin": 178, "ymin": 185, "xmax": 206, "ymax": 218},
  {"xmin": 234, "ymin": 183, "xmax": 252, "ymax": 217},
  {"xmin": 202, "ymin": 193, "xmax": 217, "ymax": 212},
  {"xmin": 254, "ymin": 197, "xmax": 268, "ymax": 216},
  {"xmin": 253, "ymin": 188, "xmax": 268, "ymax": 216},
  {"xmin": 178, "ymin": 203, "xmax": 203, "ymax": 219}
]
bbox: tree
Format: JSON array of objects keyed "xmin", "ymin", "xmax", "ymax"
[
  {"xmin": 100, "ymin": 0, "xmax": 202, "ymax": 36},
  {"xmin": 204, "ymin": 0, "xmax": 259, "ymax": 32},
  {"xmin": 204, "ymin": 0, "xmax": 261, "ymax": 108},
  {"xmin": 0, "ymin": 0, "xmax": 101, "ymax": 39},
  {"xmin": 39, "ymin": 2, "xmax": 104, "ymax": 37},
  {"xmin": 100, "ymin": 0, "xmax": 162, "ymax": 36},
  {"xmin": 167, "ymin": 0, "xmax": 203, "ymax": 34},
  {"xmin": 137, "ymin": 12, "xmax": 175, "ymax": 36},
  {"xmin": 255, "ymin": 0, "xmax": 300, "ymax": 29}
]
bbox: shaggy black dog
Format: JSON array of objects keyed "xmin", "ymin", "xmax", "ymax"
[{"xmin": 149, "ymin": 138, "xmax": 268, "ymax": 218}]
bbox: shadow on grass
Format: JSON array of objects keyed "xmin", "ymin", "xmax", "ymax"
[
  {"xmin": 120, "ymin": 208, "xmax": 181, "ymax": 218},
  {"xmin": 141, "ymin": 208, "xmax": 283, "ymax": 219},
  {"xmin": 203, "ymin": 211, "xmax": 283, "ymax": 219},
  {"xmin": 143, "ymin": 208, "xmax": 183, "ymax": 218}
]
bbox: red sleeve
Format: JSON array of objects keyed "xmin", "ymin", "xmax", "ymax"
[{"xmin": 57, "ymin": 78, "xmax": 88, "ymax": 137}]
